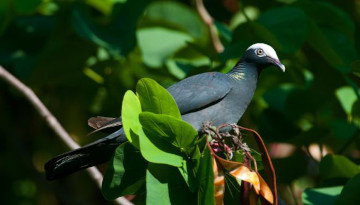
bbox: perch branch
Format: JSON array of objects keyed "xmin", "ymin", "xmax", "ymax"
[
  {"xmin": 0, "ymin": 65, "xmax": 132, "ymax": 205},
  {"xmin": 195, "ymin": 0, "xmax": 224, "ymax": 53}
]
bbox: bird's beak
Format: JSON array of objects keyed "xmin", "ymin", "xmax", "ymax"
[{"xmin": 270, "ymin": 58, "xmax": 286, "ymax": 72}]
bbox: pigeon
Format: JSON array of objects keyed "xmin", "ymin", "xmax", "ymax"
[{"xmin": 45, "ymin": 43, "xmax": 285, "ymax": 180}]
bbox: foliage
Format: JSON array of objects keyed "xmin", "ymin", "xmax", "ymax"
[
  {"xmin": 102, "ymin": 78, "xmax": 199, "ymax": 203},
  {"xmin": 102, "ymin": 78, "xmax": 274, "ymax": 204},
  {"xmin": 0, "ymin": 0, "xmax": 360, "ymax": 204}
]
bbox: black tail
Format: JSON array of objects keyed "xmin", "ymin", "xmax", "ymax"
[{"xmin": 45, "ymin": 130, "xmax": 127, "ymax": 180}]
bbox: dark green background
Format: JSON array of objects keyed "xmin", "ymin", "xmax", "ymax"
[{"xmin": 0, "ymin": 0, "xmax": 359, "ymax": 204}]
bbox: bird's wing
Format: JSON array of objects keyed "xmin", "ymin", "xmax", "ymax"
[
  {"xmin": 167, "ymin": 72, "xmax": 232, "ymax": 114},
  {"xmin": 88, "ymin": 116, "xmax": 122, "ymax": 134}
]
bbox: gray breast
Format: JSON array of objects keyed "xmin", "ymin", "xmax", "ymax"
[{"xmin": 181, "ymin": 80, "xmax": 256, "ymax": 131}]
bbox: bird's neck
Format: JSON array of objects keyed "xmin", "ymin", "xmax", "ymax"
[{"xmin": 227, "ymin": 62, "xmax": 259, "ymax": 81}]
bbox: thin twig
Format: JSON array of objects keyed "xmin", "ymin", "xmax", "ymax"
[
  {"xmin": 0, "ymin": 65, "xmax": 132, "ymax": 205},
  {"xmin": 195, "ymin": 0, "xmax": 224, "ymax": 53}
]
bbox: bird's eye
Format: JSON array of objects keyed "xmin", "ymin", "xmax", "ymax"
[{"xmin": 256, "ymin": 49, "xmax": 264, "ymax": 56}]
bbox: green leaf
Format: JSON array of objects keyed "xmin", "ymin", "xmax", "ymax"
[
  {"xmin": 302, "ymin": 186, "xmax": 343, "ymax": 205},
  {"xmin": 144, "ymin": 1, "xmax": 208, "ymax": 41},
  {"xmin": 136, "ymin": 78, "xmax": 181, "ymax": 119},
  {"xmin": 319, "ymin": 155, "xmax": 360, "ymax": 180},
  {"xmin": 85, "ymin": 0, "xmax": 118, "ymax": 16},
  {"xmin": 224, "ymin": 173, "xmax": 241, "ymax": 205},
  {"xmin": 71, "ymin": 0, "xmax": 152, "ymax": 57},
  {"xmin": 299, "ymin": 2, "xmax": 358, "ymax": 73},
  {"xmin": 139, "ymin": 112, "xmax": 198, "ymax": 155},
  {"xmin": 223, "ymin": 21, "xmax": 281, "ymax": 60},
  {"xmin": 215, "ymin": 21, "xmax": 232, "ymax": 43},
  {"xmin": 102, "ymin": 142, "xmax": 147, "ymax": 200},
  {"xmin": 329, "ymin": 119, "xmax": 357, "ymax": 141},
  {"xmin": 305, "ymin": 19, "xmax": 343, "ymax": 69},
  {"xmin": 178, "ymin": 159, "xmax": 197, "ymax": 192},
  {"xmin": 335, "ymin": 86, "xmax": 358, "ymax": 117},
  {"xmin": 334, "ymin": 174, "xmax": 360, "ymax": 205},
  {"xmin": 197, "ymin": 146, "xmax": 215, "ymax": 205},
  {"xmin": 121, "ymin": 90, "xmax": 141, "ymax": 148},
  {"xmin": 257, "ymin": 7, "xmax": 308, "ymax": 53},
  {"xmin": 137, "ymin": 27, "xmax": 193, "ymax": 67},
  {"xmin": 263, "ymin": 85, "xmax": 297, "ymax": 114},
  {"xmin": 297, "ymin": 1, "xmax": 354, "ymax": 37},
  {"xmin": 146, "ymin": 163, "xmax": 196, "ymax": 205},
  {"xmin": 138, "ymin": 129, "xmax": 183, "ymax": 167}
]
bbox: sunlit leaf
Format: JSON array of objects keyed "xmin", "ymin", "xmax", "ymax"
[
  {"xmin": 146, "ymin": 163, "xmax": 195, "ymax": 205},
  {"xmin": 121, "ymin": 90, "xmax": 141, "ymax": 148},
  {"xmin": 335, "ymin": 86, "xmax": 358, "ymax": 117},
  {"xmin": 138, "ymin": 129, "xmax": 183, "ymax": 167},
  {"xmin": 302, "ymin": 186, "xmax": 343, "ymax": 205},
  {"xmin": 136, "ymin": 78, "xmax": 181, "ymax": 119},
  {"xmin": 144, "ymin": 1, "xmax": 208, "ymax": 41},
  {"xmin": 139, "ymin": 112, "xmax": 197, "ymax": 155},
  {"xmin": 137, "ymin": 27, "xmax": 193, "ymax": 67}
]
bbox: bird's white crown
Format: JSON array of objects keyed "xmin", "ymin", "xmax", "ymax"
[{"xmin": 247, "ymin": 43, "xmax": 279, "ymax": 61}]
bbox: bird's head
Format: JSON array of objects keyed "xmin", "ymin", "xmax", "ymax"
[{"xmin": 241, "ymin": 43, "xmax": 285, "ymax": 72}]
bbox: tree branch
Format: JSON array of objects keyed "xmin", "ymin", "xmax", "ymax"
[
  {"xmin": 0, "ymin": 65, "xmax": 132, "ymax": 205},
  {"xmin": 195, "ymin": 0, "xmax": 225, "ymax": 53}
]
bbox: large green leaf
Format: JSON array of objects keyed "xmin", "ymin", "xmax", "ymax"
[
  {"xmin": 334, "ymin": 174, "xmax": 360, "ymax": 205},
  {"xmin": 102, "ymin": 142, "xmax": 147, "ymax": 200},
  {"xmin": 329, "ymin": 119, "xmax": 357, "ymax": 141},
  {"xmin": 297, "ymin": 1, "xmax": 354, "ymax": 37},
  {"xmin": 319, "ymin": 155, "xmax": 360, "ymax": 180},
  {"xmin": 302, "ymin": 186, "xmax": 343, "ymax": 205},
  {"xmin": 197, "ymin": 146, "xmax": 215, "ymax": 205},
  {"xmin": 71, "ymin": 0, "xmax": 152, "ymax": 57},
  {"xmin": 305, "ymin": 19, "xmax": 343, "ymax": 70},
  {"xmin": 139, "ymin": 112, "xmax": 197, "ymax": 155},
  {"xmin": 299, "ymin": 2, "xmax": 358, "ymax": 73},
  {"xmin": 138, "ymin": 128, "xmax": 183, "ymax": 167},
  {"xmin": 146, "ymin": 163, "xmax": 196, "ymax": 205},
  {"xmin": 137, "ymin": 27, "xmax": 193, "ymax": 67},
  {"xmin": 136, "ymin": 78, "xmax": 181, "ymax": 119},
  {"xmin": 257, "ymin": 7, "xmax": 307, "ymax": 53},
  {"xmin": 223, "ymin": 21, "xmax": 281, "ymax": 60},
  {"xmin": 121, "ymin": 90, "xmax": 141, "ymax": 148},
  {"xmin": 143, "ymin": 1, "xmax": 208, "ymax": 41},
  {"xmin": 139, "ymin": 112, "xmax": 198, "ymax": 190}
]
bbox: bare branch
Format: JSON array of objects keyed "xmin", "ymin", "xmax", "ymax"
[
  {"xmin": 0, "ymin": 65, "xmax": 132, "ymax": 205},
  {"xmin": 195, "ymin": 0, "xmax": 225, "ymax": 53}
]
